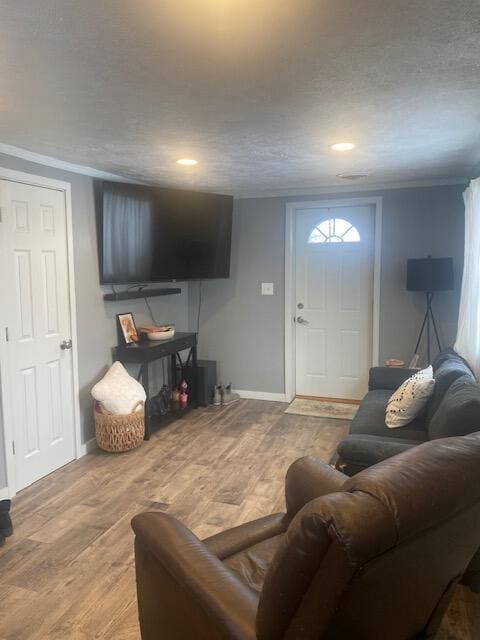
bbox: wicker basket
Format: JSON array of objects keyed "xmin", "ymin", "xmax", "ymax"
[{"xmin": 94, "ymin": 401, "xmax": 145, "ymax": 452}]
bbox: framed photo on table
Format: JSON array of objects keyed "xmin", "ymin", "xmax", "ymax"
[{"xmin": 117, "ymin": 312, "xmax": 139, "ymax": 345}]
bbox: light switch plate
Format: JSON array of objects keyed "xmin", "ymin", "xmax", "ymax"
[{"xmin": 261, "ymin": 282, "xmax": 274, "ymax": 295}]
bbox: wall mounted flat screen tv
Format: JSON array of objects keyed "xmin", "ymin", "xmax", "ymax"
[{"xmin": 96, "ymin": 181, "xmax": 233, "ymax": 283}]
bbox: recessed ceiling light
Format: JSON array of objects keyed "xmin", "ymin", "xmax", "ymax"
[
  {"xmin": 176, "ymin": 158, "xmax": 198, "ymax": 166},
  {"xmin": 329, "ymin": 142, "xmax": 355, "ymax": 152}
]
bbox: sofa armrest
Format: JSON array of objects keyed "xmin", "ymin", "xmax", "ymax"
[
  {"xmin": 337, "ymin": 434, "xmax": 418, "ymax": 471},
  {"xmin": 369, "ymin": 367, "xmax": 417, "ymax": 391},
  {"xmin": 132, "ymin": 512, "xmax": 258, "ymax": 640},
  {"xmin": 285, "ymin": 456, "xmax": 347, "ymax": 518}
]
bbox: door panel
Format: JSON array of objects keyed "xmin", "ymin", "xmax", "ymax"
[
  {"xmin": 341, "ymin": 252, "xmax": 361, "ymax": 310},
  {"xmin": 306, "ymin": 328, "xmax": 327, "ymax": 376},
  {"xmin": 0, "ymin": 179, "xmax": 75, "ymax": 491},
  {"xmin": 295, "ymin": 205, "xmax": 375, "ymax": 400},
  {"xmin": 42, "ymin": 250, "xmax": 60, "ymax": 334},
  {"xmin": 20, "ymin": 366, "xmax": 40, "ymax": 456},
  {"xmin": 340, "ymin": 330, "xmax": 361, "ymax": 379},
  {"xmin": 15, "ymin": 250, "xmax": 35, "ymax": 339},
  {"xmin": 306, "ymin": 253, "xmax": 326, "ymax": 310},
  {"xmin": 46, "ymin": 358, "xmax": 64, "ymax": 443}
]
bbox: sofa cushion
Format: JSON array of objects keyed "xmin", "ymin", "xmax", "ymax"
[
  {"xmin": 428, "ymin": 375, "xmax": 480, "ymax": 440},
  {"xmin": 368, "ymin": 366, "xmax": 418, "ymax": 391},
  {"xmin": 427, "ymin": 356, "xmax": 476, "ymax": 422},
  {"xmin": 432, "ymin": 348, "xmax": 457, "ymax": 369},
  {"xmin": 223, "ymin": 533, "xmax": 284, "ymax": 593},
  {"xmin": 432, "ymin": 348, "xmax": 474, "ymax": 373},
  {"xmin": 350, "ymin": 390, "xmax": 428, "ymax": 442},
  {"xmin": 338, "ymin": 434, "xmax": 419, "ymax": 469}
]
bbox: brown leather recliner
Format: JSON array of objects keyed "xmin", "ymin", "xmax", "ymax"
[{"xmin": 132, "ymin": 432, "xmax": 480, "ymax": 639}]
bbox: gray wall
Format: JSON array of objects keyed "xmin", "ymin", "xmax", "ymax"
[
  {"xmin": 0, "ymin": 154, "xmax": 189, "ymax": 491},
  {"xmin": 0, "ymin": 169, "xmax": 466, "ymax": 492},
  {"xmin": 189, "ymin": 184, "xmax": 465, "ymax": 393}
]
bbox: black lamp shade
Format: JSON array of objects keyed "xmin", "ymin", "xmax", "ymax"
[{"xmin": 406, "ymin": 257, "xmax": 454, "ymax": 292}]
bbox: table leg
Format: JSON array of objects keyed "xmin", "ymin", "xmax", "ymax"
[
  {"xmin": 191, "ymin": 345, "xmax": 198, "ymax": 408},
  {"xmin": 141, "ymin": 363, "xmax": 150, "ymax": 440},
  {"xmin": 170, "ymin": 353, "xmax": 177, "ymax": 392}
]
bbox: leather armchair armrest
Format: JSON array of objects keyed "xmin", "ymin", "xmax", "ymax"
[
  {"xmin": 132, "ymin": 512, "xmax": 258, "ymax": 640},
  {"xmin": 285, "ymin": 456, "xmax": 347, "ymax": 518},
  {"xmin": 369, "ymin": 367, "xmax": 417, "ymax": 391},
  {"xmin": 203, "ymin": 513, "xmax": 287, "ymax": 560}
]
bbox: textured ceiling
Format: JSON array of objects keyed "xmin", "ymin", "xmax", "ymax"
[{"xmin": 1, "ymin": 1, "xmax": 479, "ymax": 195}]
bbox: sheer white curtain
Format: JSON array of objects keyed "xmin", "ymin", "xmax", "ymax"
[{"xmin": 454, "ymin": 177, "xmax": 480, "ymax": 377}]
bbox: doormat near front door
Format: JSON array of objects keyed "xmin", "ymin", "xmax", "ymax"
[{"xmin": 285, "ymin": 398, "xmax": 359, "ymax": 420}]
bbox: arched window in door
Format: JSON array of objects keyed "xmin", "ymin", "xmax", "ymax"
[{"xmin": 307, "ymin": 218, "xmax": 361, "ymax": 244}]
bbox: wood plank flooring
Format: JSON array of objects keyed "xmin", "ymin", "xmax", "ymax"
[{"xmin": 0, "ymin": 399, "xmax": 478, "ymax": 639}]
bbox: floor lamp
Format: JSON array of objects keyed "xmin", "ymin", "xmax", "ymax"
[{"xmin": 407, "ymin": 256, "xmax": 454, "ymax": 364}]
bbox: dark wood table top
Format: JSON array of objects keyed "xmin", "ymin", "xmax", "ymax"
[{"xmin": 114, "ymin": 332, "xmax": 197, "ymax": 363}]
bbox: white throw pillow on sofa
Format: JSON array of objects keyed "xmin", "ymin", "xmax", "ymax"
[
  {"xmin": 91, "ymin": 361, "xmax": 146, "ymax": 414},
  {"xmin": 385, "ymin": 366, "xmax": 435, "ymax": 429}
]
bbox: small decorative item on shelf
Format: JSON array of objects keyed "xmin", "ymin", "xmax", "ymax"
[
  {"xmin": 150, "ymin": 390, "xmax": 166, "ymax": 418},
  {"xmin": 138, "ymin": 325, "xmax": 175, "ymax": 341},
  {"xmin": 159, "ymin": 384, "xmax": 172, "ymax": 415},
  {"xmin": 179, "ymin": 380, "xmax": 188, "ymax": 408},
  {"xmin": 117, "ymin": 312, "xmax": 139, "ymax": 345},
  {"xmin": 385, "ymin": 358, "xmax": 405, "ymax": 368},
  {"xmin": 409, "ymin": 354, "xmax": 420, "ymax": 369}
]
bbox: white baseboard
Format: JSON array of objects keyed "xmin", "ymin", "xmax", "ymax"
[
  {"xmin": 77, "ymin": 437, "xmax": 98, "ymax": 457},
  {"xmin": 234, "ymin": 389, "xmax": 287, "ymax": 402}
]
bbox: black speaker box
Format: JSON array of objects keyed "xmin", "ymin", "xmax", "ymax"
[{"xmin": 177, "ymin": 360, "xmax": 217, "ymax": 406}]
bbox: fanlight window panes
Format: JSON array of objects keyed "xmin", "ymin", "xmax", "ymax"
[{"xmin": 308, "ymin": 218, "xmax": 360, "ymax": 244}]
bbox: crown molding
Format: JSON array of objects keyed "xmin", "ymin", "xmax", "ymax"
[
  {"xmin": 0, "ymin": 142, "xmax": 140, "ymax": 183},
  {"xmin": 235, "ymin": 177, "xmax": 469, "ymax": 199}
]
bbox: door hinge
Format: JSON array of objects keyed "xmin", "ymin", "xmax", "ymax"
[
  {"xmin": 12, "ymin": 441, "xmax": 15, "ymax": 455},
  {"xmin": 0, "ymin": 207, "xmax": 3, "ymax": 222},
  {"xmin": 5, "ymin": 327, "xmax": 9, "ymax": 342}
]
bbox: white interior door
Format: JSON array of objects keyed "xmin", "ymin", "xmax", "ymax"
[
  {"xmin": 294, "ymin": 205, "xmax": 375, "ymax": 400},
  {"xmin": 0, "ymin": 179, "xmax": 76, "ymax": 491}
]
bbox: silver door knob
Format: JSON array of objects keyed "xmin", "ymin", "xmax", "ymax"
[
  {"xmin": 296, "ymin": 316, "xmax": 308, "ymax": 325},
  {"xmin": 60, "ymin": 339, "xmax": 72, "ymax": 350}
]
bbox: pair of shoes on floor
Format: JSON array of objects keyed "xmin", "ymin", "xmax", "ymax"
[
  {"xmin": 0, "ymin": 500, "xmax": 13, "ymax": 547},
  {"xmin": 213, "ymin": 383, "xmax": 240, "ymax": 406}
]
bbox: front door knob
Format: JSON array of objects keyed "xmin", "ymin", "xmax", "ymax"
[
  {"xmin": 296, "ymin": 316, "xmax": 308, "ymax": 325},
  {"xmin": 60, "ymin": 339, "xmax": 72, "ymax": 350}
]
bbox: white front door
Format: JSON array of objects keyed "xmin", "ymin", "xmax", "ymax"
[
  {"xmin": 294, "ymin": 205, "xmax": 375, "ymax": 400},
  {"xmin": 0, "ymin": 179, "xmax": 76, "ymax": 491}
]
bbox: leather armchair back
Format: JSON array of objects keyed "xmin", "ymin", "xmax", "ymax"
[{"xmin": 257, "ymin": 432, "xmax": 480, "ymax": 639}]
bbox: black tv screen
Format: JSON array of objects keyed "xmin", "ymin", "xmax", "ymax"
[{"xmin": 96, "ymin": 181, "xmax": 233, "ymax": 283}]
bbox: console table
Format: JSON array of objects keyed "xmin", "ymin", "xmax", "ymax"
[{"xmin": 114, "ymin": 332, "xmax": 198, "ymax": 439}]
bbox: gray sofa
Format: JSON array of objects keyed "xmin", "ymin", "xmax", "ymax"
[{"xmin": 336, "ymin": 349, "xmax": 480, "ymax": 476}]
